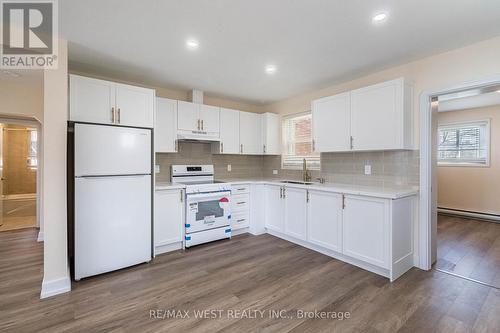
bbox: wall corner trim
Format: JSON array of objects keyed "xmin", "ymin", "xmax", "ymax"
[
  {"xmin": 40, "ymin": 275, "xmax": 71, "ymax": 299},
  {"xmin": 37, "ymin": 231, "xmax": 44, "ymax": 242}
]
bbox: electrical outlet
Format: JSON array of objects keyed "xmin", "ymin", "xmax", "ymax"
[
  {"xmin": 273, "ymin": 169, "xmax": 278, "ymax": 175},
  {"xmin": 227, "ymin": 164, "xmax": 232, "ymax": 172},
  {"xmin": 364, "ymin": 165, "xmax": 372, "ymax": 175},
  {"xmin": 154, "ymin": 165, "xmax": 160, "ymax": 174}
]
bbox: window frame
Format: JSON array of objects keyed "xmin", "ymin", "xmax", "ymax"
[
  {"xmin": 27, "ymin": 128, "xmax": 38, "ymax": 169},
  {"xmin": 281, "ymin": 111, "xmax": 320, "ymax": 171},
  {"xmin": 437, "ymin": 119, "xmax": 490, "ymax": 167}
]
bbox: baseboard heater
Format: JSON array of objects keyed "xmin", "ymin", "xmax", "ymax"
[{"xmin": 438, "ymin": 207, "xmax": 500, "ymax": 223}]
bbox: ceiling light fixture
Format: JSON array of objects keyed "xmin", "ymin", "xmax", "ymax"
[
  {"xmin": 265, "ymin": 64, "xmax": 277, "ymax": 75},
  {"xmin": 186, "ymin": 39, "xmax": 199, "ymax": 50},
  {"xmin": 372, "ymin": 12, "xmax": 388, "ymax": 24}
]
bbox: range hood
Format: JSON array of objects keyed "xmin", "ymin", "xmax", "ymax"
[{"xmin": 177, "ymin": 132, "xmax": 220, "ymax": 142}]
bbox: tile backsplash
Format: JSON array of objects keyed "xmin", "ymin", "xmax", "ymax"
[{"xmin": 156, "ymin": 142, "xmax": 419, "ymax": 187}]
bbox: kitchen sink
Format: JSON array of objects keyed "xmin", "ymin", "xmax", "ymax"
[{"xmin": 280, "ymin": 180, "xmax": 314, "ymax": 185}]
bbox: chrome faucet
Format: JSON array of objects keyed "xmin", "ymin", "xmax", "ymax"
[{"xmin": 302, "ymin": 158, "xmax": 311, "ymax": 183}]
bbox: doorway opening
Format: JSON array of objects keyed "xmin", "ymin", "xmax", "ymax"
[
  {"xmin": 423, "ymin": 83, "xmax": 500, "ymax": 289},
  {"xmin": 0, "ymin": 123, "xmax": 38, "ymax": 233}
]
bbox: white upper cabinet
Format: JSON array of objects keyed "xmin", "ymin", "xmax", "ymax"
[
  {"xmin": 115, "ymin": 83, "xmax": 155, "ymax": 128},
  {"xmin": 218, "ymin": 108, "xmax": 240, "ymax": 154},
  {"xmin": 350, "ymin": 78, "xmax": 413, "ymax": 151},
  {"xmin": 239, "ymin": 111, "xmax": 262, "ymax": 154},
  {"xmin": 283, "ymin": 187, "xmax": 307, "ymax": 240},
  {"xmin": 312, "ymin": 92, "xmax": 351, "ymax": 152},
  {"xmin": 70, "ymin": 75, "xmax": 115, "ymax": 125},
  {"xmin": 69, "ymin": 74, "xmax": 155, "ymax": 128},
  {"xmin": 199, "ymin": 104, "xmax": 220, "ymax": 134},
  {"xmin": 177, "ymin": 101, "xmax": 220, "ymax": 136},
  {"xmin": 155, "ymin": 97, "xmax": 178, "ymax": 153},
  {"xmin": 177, "ymin": 100, "xmax": 200, "ymax": 132},
  {"xmin": 261, "ymin": 113, "xmax": 281, "ymax": 155},
  {"xmin": 307, "ymin": 190, "xmax": 343, "ymax": 252},
  {"xmin": 311, "ymin": 78, "xmax": 413, "ymax": 152}
]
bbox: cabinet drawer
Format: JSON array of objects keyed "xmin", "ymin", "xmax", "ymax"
[
  {"xmin": 232, "ymin": 184, "xmax": 250, "ymax": 195},
  {"xmin": 232, "ymin": 212, "xmax": 249, "ymax": 230},
  {"xmin": 231, "ymin": 194, "xmax": 250, "ymax": 212}
]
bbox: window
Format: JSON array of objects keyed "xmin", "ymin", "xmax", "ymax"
[
  {"xmin": 282, "ymin": 112, "xmax": 320, "ymax": 170},
  {"xmin": 27, "ymin": 129, "xmax": 37, "ymax": 169},
  {"xmin": 437, "ymin": 120, "xmax": 489, "ymax": 166}
]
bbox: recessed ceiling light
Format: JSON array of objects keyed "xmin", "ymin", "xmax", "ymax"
[
  {"xmin": 372, "ymin": 12, "xmax": 388, "ymax": 23},
  {"xmin": 186, "ymin": 39, "xmax": 199, "ymax": 50},
  {"xmin": 265, "ymin": 65, "xmax": 277, "ymax": 75}
]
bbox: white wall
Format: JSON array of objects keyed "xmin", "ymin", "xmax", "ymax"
[{"xmin": 41, "ymin": 39, "xmax": 70, "ymax": 298}]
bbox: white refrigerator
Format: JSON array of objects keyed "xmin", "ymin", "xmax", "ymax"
[{"xmin": 74, "ymin": 123, "xmax": 152, "ymax": 280}]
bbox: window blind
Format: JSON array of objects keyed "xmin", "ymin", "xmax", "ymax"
[{"xmin": 438, "ymin": 120, "xmax": 489, "ymax": 165}]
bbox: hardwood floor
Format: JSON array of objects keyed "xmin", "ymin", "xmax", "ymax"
[
  {"xmin": 1, "ymin": 228, "xmax": 500, "ymax": 332},
  {"xmin": 437, "ymin": 214, "xmax": 500, "ymax": 289}
]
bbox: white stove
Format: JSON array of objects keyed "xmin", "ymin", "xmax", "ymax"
[{"xmin": 171, "ymin": 165, "xmax": 232, "ymax": 247}]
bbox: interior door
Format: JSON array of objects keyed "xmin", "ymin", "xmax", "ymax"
[
  {"xmin": 177, "ymin": 101, "xmax": 199, "ymax": 132},
  {"xmin": 219, "ymin": 108, "xmax": 240, "ymax": 154},
  {"xmin": 307, "ymin": 190, "xmax": 343, "ymax": 251},
  {"xmin": 343, "ymin": 195, "xmax": 389, "ymax": 268},
  {"xmin": 265, "ymin": 185, "xmax": 284, "ymax": 232},
  {"xmin": 115, "ymin": 83, "xmax": 154, "ymax": 128},
  {"xmin": 69, "ymin": 75, "xmax": 115, "ymax": 124},
  {"xmin": 155, "ymin": 98, "xmax": 177, "ymax": 153},
  {"xmin": 74, "ymin": 124, "xmax": 151, "ymax": 176},
  {"xmin": 284, "ymin": 187, "xmax": 307, "ymax": 240},
  {"xmin": 75, "ymin": 175, "xmax": 151, "ymax": 280},
  {"xmin": 312, "ymin": 92, "xmax": 351, "ymax": 152},
  {"xmin": 199, "ymin": 104, "xmax": 220, "ymax": 133}
]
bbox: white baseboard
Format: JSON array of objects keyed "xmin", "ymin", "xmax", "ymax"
[
  {"xmin": 40, "ymin": 275, "xmax": 71, "ymax": 299},
  {"xmin": 438, "ymin": 208, "xmax": 500, "ymax": 223},
  {"xmin": 154, "ymin": 241, "xmax": 182, "ymax": 256},
  {"xmin": 37, "ymin": 231, "xmax": 44, "ymax": 242}
]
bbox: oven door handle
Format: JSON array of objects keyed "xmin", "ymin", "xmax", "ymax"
[{"xmin": 186, "ymin": 190, "xmax": 231, "ymax": 201}]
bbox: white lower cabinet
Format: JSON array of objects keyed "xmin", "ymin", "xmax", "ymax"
[
  {"xmin": 307, "ymin": 190, "xmax": 343, "ymax": 252},
  {"xmin": 265, "ymin": 185, "xmax": 284, "ymax": 232},
  {"xmin": 283, "ymin": 187, "xmax": 307, "ymax": 240},
  {"xmin": 154, "ymin": 188, "xmax": 184, "ymax": 255},
  {"xmin": 342, "ymin": 195, "xmax": 389, "ymax": 269}
]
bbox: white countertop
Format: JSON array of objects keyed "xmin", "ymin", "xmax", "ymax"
[{"xmin": 156, "ymin": 179, "xmax": 418, "ymax": 199}]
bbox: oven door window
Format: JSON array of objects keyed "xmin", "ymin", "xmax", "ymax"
[{"xmin": 196, "ymin": 199, "xmax": 224, "ymax": 221}]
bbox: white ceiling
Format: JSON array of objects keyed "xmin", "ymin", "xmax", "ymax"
[{"xmin": 60, "ymin": 0, "xmax": 500, "ymax": 105}]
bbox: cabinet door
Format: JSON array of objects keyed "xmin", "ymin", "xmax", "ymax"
[
  {"xmin": 154, "ymin": 189, "xmax": 183, "ymax": 249},
  {"xmin": 350, "ymin": 79, "xmax": 402, "ymax": 150},
  {"xmin": 155, "ymin": 98, "xmax": 177, "ymax": 153},
  {"xmin": 115, "ymin": 83, "xmax": 154, "ymax": 128},
  {"xmin": 307, "ymin": 190, "xmax": 343, "ymax": 252},
  {"xmin": 177, "ymin": 101, "xmax": 199, "ymax": 132},
  {"xmin": 265, "ymin": 185, "xmax": 284, "ymax": 232},
  {"xmin": 262, "ymin": 113, "xmax": 281, "ymax": 155},
  {"xmin": 219, "ymin": 108, "xmax": 240, "ymax": 154},
  {"xmin": 343, "ymin": 195, "xmax": 389, "ymax": 268},
  {"xmin": 199, "ymin": 104, "xmax": 220, "ymax": 134},
  {"xmin": 240, "ymin": 111, "xmax": 262, "ymax": 154},
  {"xmin": 69, "ymin": 75, "xmax": 115, "ymax": 124},
  {"xmin": 312, "ymin": 92, "xmax": 350, "ymax": 152},
  {"xmin": 284, "ymin": 187, "xmax": 307, "ymax": 240}
]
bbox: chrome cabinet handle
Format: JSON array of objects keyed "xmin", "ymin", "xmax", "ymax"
[
  {"xmin": 263, "ymin": 144, "xmax": 266, "ymax": 154},
  {"xmin": 283, "ymin": 187, "xmax": 286, "ymax": 199},
  {"xmin": 117, "ymin": 108, "xmax": 121, "ymax": 123},
  {"xmin": 237, "ymin": 219, "xmax": 245, "ymax": 223},
  {"xmin": 201, "ymin": 119, "xmax": 204, "ymax": 130},
  {"xmin": 312, "ymin": 139, "xmax": 315, "ymax": 151},
  {"xmin": 240, "ymin": 144, "xmax": 243, "ymax": 153},
  {"xmin": 175, "ymin": 139, "xmax": 179, "ymax": 152},
  {"xmin": 111, "ymin": 107, "xmax": 115, "ymax": 123},
  {"xmin": 180, "ymin": 189, "xmax": 184, "ymax": 203},
  {"xmin": 221, "ymin": 142, "xmax": 224, "ymax": 153},
  {"xmin": 306, "ymin": 190, "xmax": 309, "ymax": 203},
  {"xmin": 280, "ymin": 187, "xmax": 283, "ymax": 198},
  {"xmin": 350, "ymin": 136, "xmax": 354, "ymax": 150},
  {"xmin": 342, "ymin": 194, "xmax": 345, "ymax": 209}
]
